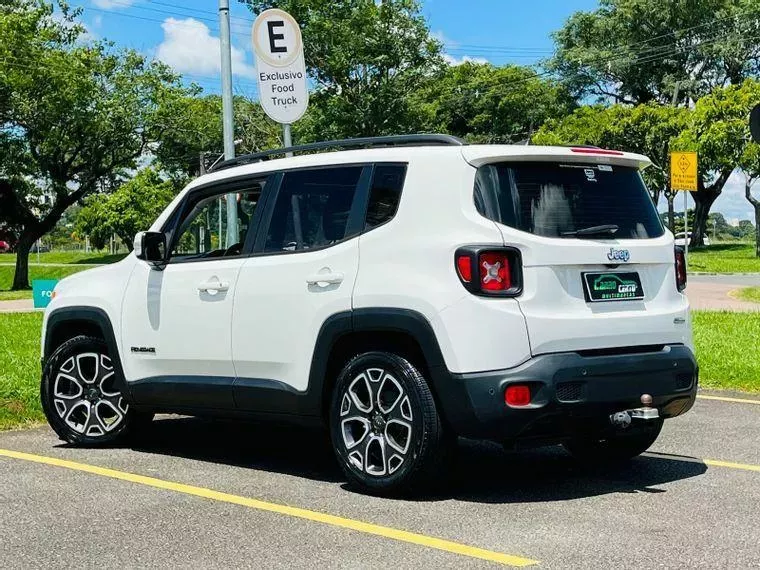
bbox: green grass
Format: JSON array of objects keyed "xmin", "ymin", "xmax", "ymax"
[
  {"xmin": 731, "ymin": 287, "xmax": 760, "ymax": 304},
  {"xmin": 0, "ymin": 312, "xmax": 44, "ymax": 430},
  {"xmin": 687, "ymin": 244, "xmax": 760, "ymax": 274},
  {"xmin": 0, "ymin": 251, "xmax": 125, "ymax": 299},
  {"xmin": 0, "ymin": 290, "xmax": 32, "ymax": 301},
  {"xmin": 693, "ymin": 311, "xmax": 760, "ymax": 393},
  {"xmin": 0, "ymin": 265, "xmax": 93, "ymax": 293},
  {"xmin": 0, "ymin": 251, "xmax": 127, "ymax": 265}
]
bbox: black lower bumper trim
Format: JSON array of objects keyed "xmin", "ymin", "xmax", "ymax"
[{"xmin": 437, "ymin": 344, "xmax": 698, "ymax": 440}]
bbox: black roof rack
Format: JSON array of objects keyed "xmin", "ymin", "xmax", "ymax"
[{"xmin": 209, "ymin": 134, "xmax": 466, "ymax": 172}]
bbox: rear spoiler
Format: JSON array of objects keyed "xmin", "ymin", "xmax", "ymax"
[{"xmin": 461, "ymin": 145, "xmax": 652, "ymax": 170}]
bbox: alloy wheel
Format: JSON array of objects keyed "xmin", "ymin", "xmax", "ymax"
[
  {"xmin": 52, "ymin": 352, "xmax": 129, "ymax": 438},
  {"xmin": 339, "ymin": 368, "xmax": 414, "ymax": 476}
]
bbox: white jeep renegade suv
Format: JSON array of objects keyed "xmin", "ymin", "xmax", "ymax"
[{"xmin": 40, "ymin": 135, "xmax": 697, "ymax": 494}]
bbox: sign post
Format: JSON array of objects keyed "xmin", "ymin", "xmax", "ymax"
[
  {"xmin": 670, "ymin": 151, "xmax": 698, "ymax": 265},
  {"xmin": 252, "ymin": 9, "xmax": 308, "ymax": 154}
]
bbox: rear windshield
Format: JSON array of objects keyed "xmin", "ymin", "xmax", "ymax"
[{"xmin": 474, "ymin": 162, "xmax": 664, "ymax": 239}]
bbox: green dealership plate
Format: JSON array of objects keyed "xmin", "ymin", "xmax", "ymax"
[{"xmin": 582, "ymin": 271, "xmax": 645, "ymax": 302}]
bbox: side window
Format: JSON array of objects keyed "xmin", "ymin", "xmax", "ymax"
[
  {"xmin": 365, "ymin": 164, "xmax": 406, "ymax": 230},
  {"xmin": 171, "ymin": 180, "xmax": 265, "ymax": 261},
  {"xmin": 263, "ymin": 166, "xmax": 362, "ymax": 252}
]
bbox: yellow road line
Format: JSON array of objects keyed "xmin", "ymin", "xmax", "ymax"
[
  {"xmin": 703, "ymin": 459, "xmax": 760, "ymax": 473},
  {"xmin": 0, "ymin": 448, "xmax": 537, "ymax": 567},
  {"xmin": 645, "ymin": 451, "xmax": 760, "ymax": 473},
  {"xmin": 697, "ymin": 394, "xmax": 760, "ymax": 406}
]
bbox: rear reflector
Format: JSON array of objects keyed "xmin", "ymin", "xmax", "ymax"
[
  {"xmin": 570, "ymin": 147, "xmax": 624, "ymax": 156},
  {"xmin": 456, "ymin": 254, "xmax": 472, "ymax": 282},
  {"xmin": 505, "ymin": 384, "xmax": 531, "ymax": 407}
]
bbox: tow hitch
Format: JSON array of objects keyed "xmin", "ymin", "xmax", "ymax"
[{"xmin": 609, "ymin": 394, "xmax": 660, "ymax": 429}]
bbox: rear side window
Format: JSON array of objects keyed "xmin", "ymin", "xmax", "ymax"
[
  {"xmin": 365, "ymin": 164, "xmax": 406, "ymax": 229},
  {"xmin": 474, "ymin": 162, "xmax": 664, "ymax": 239},
  {"xmin": 263, "ymin": 166, "xmax": 362, "ymax": 252}
]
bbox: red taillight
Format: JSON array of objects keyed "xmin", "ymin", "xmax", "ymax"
[
  {"xmin": 675, "ymin": 247, "xmax": 687, "ymax": 292},
  {"xmin": 570, "ymin": 147, "xmax": 624, "ymax": 156},
  {"xmin": 454, "ymin": 247, "xmax": 522, "ymax": 296},
  {"xmin": 479, "ymin": 252, "xmax": 511, "ymax": 291},
  {"xmin": 456, "ymin": 254, "xmax": 472, "ymax": 282},
  {"xmin": 505, "ymin": 384, "xmax": 531, "ymax": 407}
]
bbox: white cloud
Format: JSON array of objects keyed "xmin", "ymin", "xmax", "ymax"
[
  {"xmin": 156, "ymin": 17, "xmax": 257, "ymax": 80},
  {"xmin": 431, "ymin": 30, "xmax": 458, "ymax": 48},
  {"xmin": 92, "ymin": 15, "xmax": 103, "ymax": 28},
  {"xmin": 443, "ymin": 54, "xmax": 489, "ymax": 66},
  {"xmin": 91, "ymin": 0, "xmax": 135, "ymax": 9}
]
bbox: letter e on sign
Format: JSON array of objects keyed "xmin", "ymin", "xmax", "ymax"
[{"xmin": 252, "ymin": 9, "xmax": 308, "ymax": 124}]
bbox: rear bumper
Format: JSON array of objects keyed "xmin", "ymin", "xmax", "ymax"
[{"xmin": 436, "ymin": 344, "xmax": 697, "ymax": 441}]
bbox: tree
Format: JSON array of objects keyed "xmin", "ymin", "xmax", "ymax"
[
  {"xmin": 548, "ymin": 0, "xmax": 760, "ymax": 105},
  {"xmin": 673, "ymin": 80, "xmax": 760, "ymax": 246},
  {"xmin": 0, "ymin": 1, "xmax": 193, "ymax": 289},
  {"xmin": 75, "ymin": 169, "xmax": 178, "ymax": 251},
  {"xmin": 154, "ymin": 95, "xmax": 282, "ymax": 177},
  {"xmin": 740, "ymin": 140, "xmax": 760, "ymax": 256},
  {"xmin": 412, "ymin": 62, "xmax": 575, "ymax": 143},
  {"xmin": 240, "ymin": 0, "xmax": 443, "ymax": 140},
  {"xmin": 532, "ymin": 103, "xmax": 690, "ymax": 222}
]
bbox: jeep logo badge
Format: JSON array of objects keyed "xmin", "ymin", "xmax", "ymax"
[{"xmin": 607, "ymin": 248, "xmax": 630, "ymax": 262}]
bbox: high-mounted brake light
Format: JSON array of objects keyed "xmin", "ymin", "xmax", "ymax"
[
  {"xmin": 675, "ymin": 247, "xmax": 687, "ymax": 292},
  {"xmin": 570, "ymin": 147, "xmax": 624, "ymax": 156},
  {"xmin": 454, "ymin": 247, "xmax": 523, "ymax": 297}
]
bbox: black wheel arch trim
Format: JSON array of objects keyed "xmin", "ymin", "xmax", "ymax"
[
  {"xmin": 44, "ymin": 306, "xmax": 133, "ymax": 403},
  {"xmin": 308, "ymin": 307, "xmax": 474, "ymax": 430}
]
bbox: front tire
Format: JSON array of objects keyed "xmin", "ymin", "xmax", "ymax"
[
  {"xmin": 41, "ymin": 335, "xmax": 149, "ymax": 446},
  {"xmin": 563, "ymin": 419, "xmax": 664, "ymax": 463},
  {"xmin": 329, "ymin": 352, "xmax": 447, "ymax": 495}
]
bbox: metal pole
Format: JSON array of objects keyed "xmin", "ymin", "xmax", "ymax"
[
  {"xmin": 219, "ymin": 0, "xmax": 238, "ymax": 246},
  {"xmin": 684, "ymin": 190, "xmax": 689, "ymax": 266},
  {"xmin": 283, "ymin": 124, "xmax": 293, "ymax": 157}
]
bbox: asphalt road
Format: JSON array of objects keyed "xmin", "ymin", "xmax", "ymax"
[{"xmin": 1, "ymin": 394, "xmax": 759, "ymax": 569}]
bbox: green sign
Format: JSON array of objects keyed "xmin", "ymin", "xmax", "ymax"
[{"xmin": 32, "ymin": 279, "xmax": 58, "ymax": 309}]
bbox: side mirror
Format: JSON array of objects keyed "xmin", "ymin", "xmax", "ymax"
[{"xmin": 134, "ymin": 231, "xmax": 167, "ymax": 265}]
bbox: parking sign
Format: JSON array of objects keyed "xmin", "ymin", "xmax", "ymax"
[{"xmin": 252, "ymin": 9, "xmax": 308, "ymax": 124}]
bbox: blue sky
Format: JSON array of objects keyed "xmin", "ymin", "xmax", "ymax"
[{"xmin": 73, "ymin": 0, "xmax": 754, "ymax": 221}]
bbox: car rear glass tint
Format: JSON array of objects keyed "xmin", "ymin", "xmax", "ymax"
[{"xmin": 474, "ymin": 162, "xmax": 664, "ymax": 239}]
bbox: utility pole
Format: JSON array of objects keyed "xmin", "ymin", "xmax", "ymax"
[{"xmin": 219, "ymin": 0, "xmax": 238, "ymax": 246}]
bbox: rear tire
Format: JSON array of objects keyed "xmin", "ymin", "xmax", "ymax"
[
  {"xmin": 563, "ymin": 419, "xmax": 664, "ymax": 463},
  {"xmin": 41, "ymin": 335, "xmax": 151, "ymax": 446},
  {"xmin": 329, "ymin": 351, "xmax": 447, "ymax": 495}
]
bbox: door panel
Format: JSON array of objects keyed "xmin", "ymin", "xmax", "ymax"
[
  {"xmin": 232, "ymin": 240, "xmax": 359, "ymax": 395},
  {"xmin": 121, "ymin": 258, "xmax": 244, "ymax": 389},
  {"xmin": 120, "ymin": 183, "xmax": 266, "ymax": 406},
  {"xmin": 231, "ymin": 165, "xmax": 366, "ymax": 400}
]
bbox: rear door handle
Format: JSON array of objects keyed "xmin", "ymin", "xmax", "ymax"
[
  {"xmin": 198, "ymin": 279, "xmax": 230, "ymax": 293},
  {"xmin": 306, "ymin": 272, "xmax": 344, "ymax": 286}
]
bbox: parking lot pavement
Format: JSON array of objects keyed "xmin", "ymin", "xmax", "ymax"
[{"xmin": 1, "ymin": 396, "xmax": 759, "ymax": 569}]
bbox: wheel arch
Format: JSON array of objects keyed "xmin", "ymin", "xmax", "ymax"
[
  {"xmin": 44, "ymin": 306, "xmax": 132, "ymax": 401},
  {"xmin": 310, "ymin": 308, "xmax": 466, "ymax": 428}
]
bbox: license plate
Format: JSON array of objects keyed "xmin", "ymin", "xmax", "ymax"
[{"xmin": 582, "ymin": 271, "xmax": 645, "ymax": 302}]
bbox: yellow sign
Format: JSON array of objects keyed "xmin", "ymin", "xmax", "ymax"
[{"xmin": 670, "ymin": 151, "xmax": 698, "ymax": 191}]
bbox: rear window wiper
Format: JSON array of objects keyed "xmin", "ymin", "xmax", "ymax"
[{"xmin": 561, "ymin": 224, "xmax": 619, "ymax": 238}]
